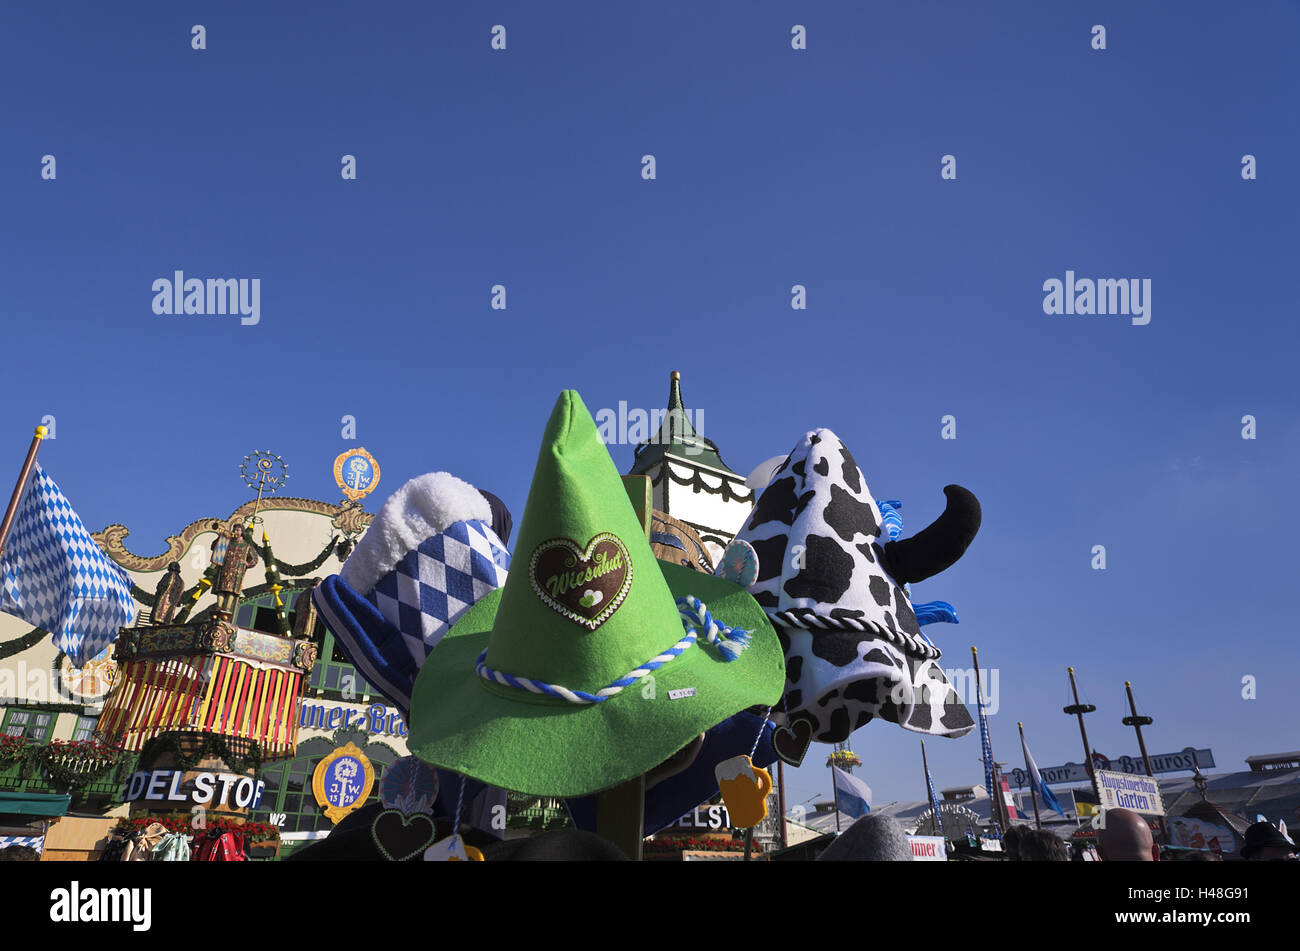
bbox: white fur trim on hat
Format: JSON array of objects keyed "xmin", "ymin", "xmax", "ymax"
[{"xmin": 340, "ymin": 471, "xmax": 492, "ymax": 596}]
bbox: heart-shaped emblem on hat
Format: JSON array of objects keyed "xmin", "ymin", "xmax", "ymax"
[
  {"xmin": 371, "ymin": 809, "xmax": 438, "ymax": 861},
  {"xmin": 529, "ymin": 533, "xmax": 633, "ymax": 631},
  {"xmin": 772, "ymin": 712, "xmax": 816, "ymax": 767}
]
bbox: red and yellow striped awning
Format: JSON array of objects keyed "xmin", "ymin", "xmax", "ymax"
[
  {"xmin": 97, "ymin": 655, "xmax": 208, "ymax": 750},
  {"xmin": 195, "ymin": 655, "xmax": 302, "ymax": 757},
  {"xmin": 97, "ymin": 653, "xmax": 303, "ymax": 758}
]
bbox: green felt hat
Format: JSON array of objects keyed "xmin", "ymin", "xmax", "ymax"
[{"xmin": 408, "ymin": 390, "xmax": 785, "ymax": 798}]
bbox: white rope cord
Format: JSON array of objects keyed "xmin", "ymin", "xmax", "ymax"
[{"xmin": 771, "ymin": 607, "xmax": 941, "ymax": 659}]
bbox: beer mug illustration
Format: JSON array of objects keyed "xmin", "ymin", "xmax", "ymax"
[{"xmin": 715, "ymin": 754, "xmax": 772, "ymax": 829}]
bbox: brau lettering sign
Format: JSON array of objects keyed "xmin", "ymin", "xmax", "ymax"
[
  {"xmin": 299, "ymin": 701, "xmax": 407, "ymax": 738},
  {"xmin": 1005, "ymin": 748, "xmax": 1213, "ymax": 788},
  {"xmin": 123, "ymin": 769, "xmax": 266, "ymax": 810}
]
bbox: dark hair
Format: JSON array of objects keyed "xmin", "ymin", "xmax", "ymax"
[
  {"xmin": 1003, "ymin": 825, "xmax": 1024, "ymax": 861},
  {"xmin": 0, "ymin": 845, "xmax": 40, "ymax": 862},
  {"xmin": 1017, "ymin": 829, "xmax": 1069, "ymax": 862}
]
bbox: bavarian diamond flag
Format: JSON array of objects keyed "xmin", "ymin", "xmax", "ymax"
[{"xmin": 0, "ymin": 464, "xmax": 136, "ymax": 665}]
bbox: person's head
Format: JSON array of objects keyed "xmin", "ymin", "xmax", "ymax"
[
  {"xmin": 818, "ymin": 814, "xmax": 913, "ymax": 861},
  {"xmin": 1018, "ymin": 828, "xmax": 1069, "ymax": 861},
  {"xmin": 1002, "ymin": 825, "xmax": 1024, "ymax": 861},
  {"xmin": 1097, "ymin": 808, "xmax": 1159, "ymax": 861},
  {"xmin": 0, "ymin": 845, "xmax": 40, "ymax": 861},
  {"xmin": 1241, "ymin": 822, "xmax": 1297, "ymax": 861}
]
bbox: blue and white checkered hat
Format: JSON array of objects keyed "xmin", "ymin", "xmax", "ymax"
[{"xmin": 313, "ymin": 472, "xmax": 510, "ymax": 714}]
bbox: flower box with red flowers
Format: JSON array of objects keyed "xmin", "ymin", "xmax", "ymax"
[{"xmin": 116, "ymin": 811, "xmax": 280, "ymax": 845}]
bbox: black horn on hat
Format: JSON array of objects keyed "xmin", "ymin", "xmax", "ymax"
[
  {"xmin": 882, "ymin": 485, "xmax": 981, "ymax": 584},
  {"xmin": 478, "ymin": 490, "xmax": 513, "ymax": 546}
]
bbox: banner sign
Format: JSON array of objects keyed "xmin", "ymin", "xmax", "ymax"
[
  {"xmin": 1168, "ymin": 816, "xmax": 1235, "ymax": 854},
  {"xmin": 1096, "ymin": 769, "xmax": 1164, "ymax": 816},
  {"xmin": 908, "ymin": 835, "xmax": 948, "ymax": 861},
  {"xmin": 1005, "ymin": 748, "xmax": 1212, "ymax": 788}
]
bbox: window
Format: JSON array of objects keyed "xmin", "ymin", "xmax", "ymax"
[
  {"xmin": 330, "ymin": 638, "xmax": 350, "ymax": 665},
  {"xmin": 72, "ymin": 716, "xmax": 97, "ymax": 742},
  {"xmin": 235, "ymin": 586, "xmax": 379, "ymax": 701},
  {"xmin": 2, "ymin": 709, "xmax": 55, "ymax": 741},
  {"xmin": 252, "ymin": 606, "xmax": 283, "ymax": 633}
]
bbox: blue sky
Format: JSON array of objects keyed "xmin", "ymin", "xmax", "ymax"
[{"xmin": 2, "ymin": 2, "xmax": 1297, "ymax": 810}]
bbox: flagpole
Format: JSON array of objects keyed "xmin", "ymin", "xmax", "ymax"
[
  {"xmin": 1064, "ymin": 667, "xmax": 1101, "ymax": 800},
  {"xmin": 830, "ymin": 760, "xmax": 842, "ymax": 833},
  {"xmin": 921, "ymin": 738, "xmax": 939, "ymax": 836},
  {"xmin": 971, "ymin": 645, "xmax": 1005, "ymax": 836},
  {"xmin": 1122, "ymin": 681, "xmax": 1156, "ymax": 778},
  {"xmin": 0, "ymin": 425, "xmax": 47, "ymax": 559},
  {"xmin": 994, "ymin": 766, "xmax": 1010, "ymax": 834},
  {"xmin": 993, "ymin": 760, "xmax": 1012, "ymax": 833},
  {"xmin": 1122, "ymin": 680, "xmax": 1167, "ymax": 844},
  {"xmin": 777, "ymin": 758, "xmax": 788, "ymax": 851},
  {"xmin": 1018, "ymin": 722, "xmax": 1042, "ymax": 830}
]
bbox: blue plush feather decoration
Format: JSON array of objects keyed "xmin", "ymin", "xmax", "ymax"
[
  {"xmin": 876, "ymin": 499, "xmax": 905, "ymax": 541},
  {"xmin": 912, "ymin": 600, "xmax": 959, "ymax": 626}
]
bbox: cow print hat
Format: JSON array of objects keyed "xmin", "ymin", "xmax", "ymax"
[{"xmin": 735, "ymin": 429, "xmax": 980, "ymax": 743}]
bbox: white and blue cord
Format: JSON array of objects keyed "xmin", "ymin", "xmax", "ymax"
[
  {"xmin": 475, "ymin": 596, "xmax": 751, "ymax": 705},
  {"xmin": 451, "ymin": 774, "xmax": 466, "ymax": 844},
  {"xmin": 751, "ymin": 706, "xmax": 772, "ymax": 757},
  {"xmin": 677, "ymin": 595, "xmax": 752, "ymax": 661}
]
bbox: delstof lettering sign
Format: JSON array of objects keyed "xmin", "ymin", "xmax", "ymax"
[
  {"xmin": 123, "ymin": 770, "xmax": 265, "ymax": 810},
  {"xmin": 670, "ymin": 804, "xmax": 733, "ymax": 831}
]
